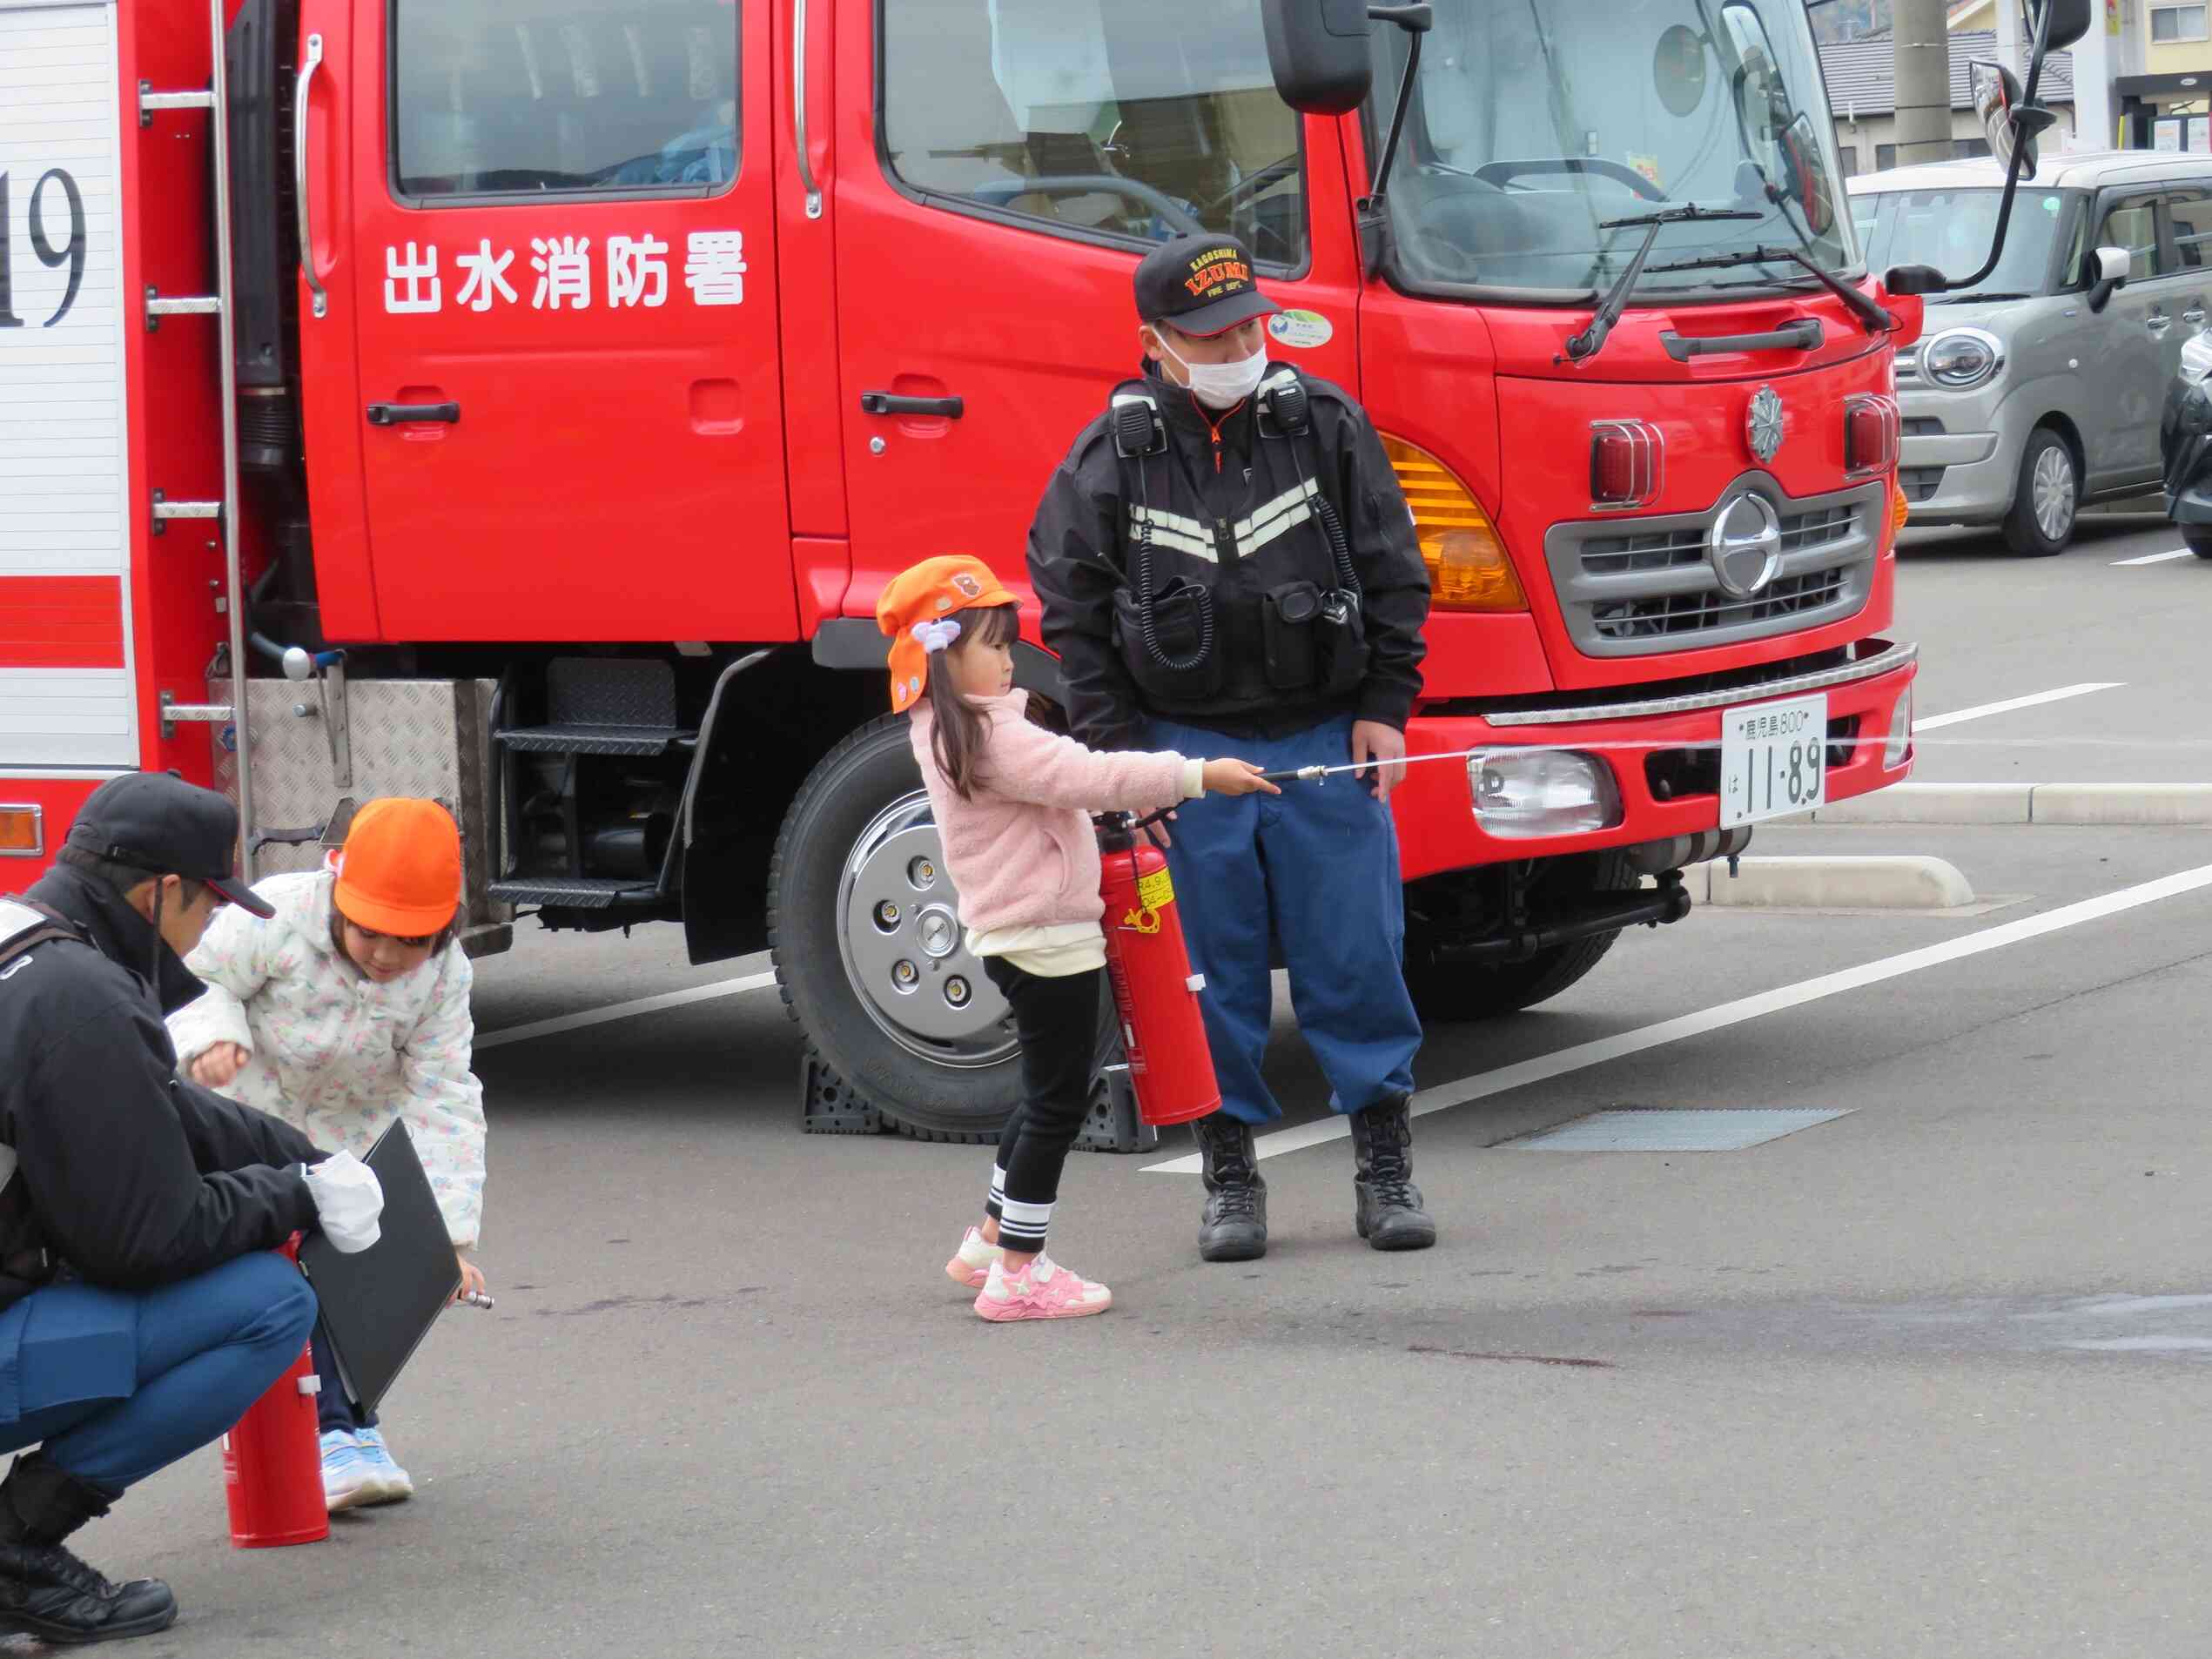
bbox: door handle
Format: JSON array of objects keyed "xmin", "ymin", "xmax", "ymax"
[
  {"xmin": 859, "ymin": 392, "xmax": 965, "ymax": 418},
  {"xmin": 294, "ymin": 33, "xmax": 327, "ymax": 320},
  {"xmin": 366, "ymin": 401, "xmax": 461, "ymax": 426},
  {"xmin": 793, "ymin": 0, "xmax": 822, "ymax": 219},
  {"xmin": 2148, "ymin": 313, "xmax": 2173, "ymax": 332},
  {"xmin": 2187, "ymin": 309, "xmax": 2208, "ymax": 326}
]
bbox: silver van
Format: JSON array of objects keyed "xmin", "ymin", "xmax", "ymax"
[{"xmin": 1847, "ymin": 151, "xmax": 2212, "ymax": 555}]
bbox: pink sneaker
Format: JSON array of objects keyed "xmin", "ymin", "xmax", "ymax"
[
  {"xmin": 974, "ymin": 1255, "xmax": 1113, "ymax": 1322},
  {"xmin": 945, "ymin": 1226, "xmax": 1000, "ymax": 1290}
]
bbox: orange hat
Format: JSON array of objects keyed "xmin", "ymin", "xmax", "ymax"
[
  {"xmin": 332, "ymin": 798, "xmax": 463, "ymax": 937},
  {"xmin": 874, "ymin": 555, "xmax": 1020, "ymax": 714}
]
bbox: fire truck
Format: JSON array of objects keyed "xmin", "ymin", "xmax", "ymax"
[{"xmin": 0, "ymin": 0, "xmax": 2081, "ymax": 1139}]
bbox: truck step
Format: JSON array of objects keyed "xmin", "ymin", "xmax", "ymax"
[
  {"xmin": 487, "ymin": 877, "xmax": 656, "ymax": 910},
  {"xmin": 494, "ymin": 722, "xmax": 689, "ymax": 757}
]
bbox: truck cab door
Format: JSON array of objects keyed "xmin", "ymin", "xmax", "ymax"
[
  {"xmin": 298, "ymin": 0, "xmax": 790, "ymax": 643},
  {"xmin": 829, "ymin": 0, "xmax": 1361, "ymax": 621}
]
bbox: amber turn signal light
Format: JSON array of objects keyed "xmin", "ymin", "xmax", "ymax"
[
  {"xmin": 1379, "ymin": 436, "xmax": 1526, "ymax": 613},
  {"xmin": 0, "ymin": 806, "xmax": 43, "ymax": 857}
]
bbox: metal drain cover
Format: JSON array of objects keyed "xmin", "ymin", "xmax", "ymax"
[{"xmin": 1508, "ymin": 1108, "xmax": 1853, "ymax": 1152}]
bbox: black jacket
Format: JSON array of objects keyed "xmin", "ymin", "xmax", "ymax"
[
  {"xmin": 0, "ymin": 867, "xmax": 321, "ymax": 1314},
  {"xmin": 1028, "ymin": 364, "xmax": 1429, "ymax": 753}
]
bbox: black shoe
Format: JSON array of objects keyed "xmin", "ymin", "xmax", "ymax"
[
  {"xmin": 0, "ymin": 1454, "xmax": 177, "ymax": 1644},
  {"xmin": 1192, "ymin": 1113, "xmax": 1268, "ymax": 1262},
  {"xmin": 1349, "ymin": 1097, "xmax": 1436, "ymax": 1252},
  {"xmin": 0, "ymin": 1544, "xmax": 177, "ymax": 1645}
]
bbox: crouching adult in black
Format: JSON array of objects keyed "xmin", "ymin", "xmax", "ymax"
[{"xmin": 0, "ymin": 774, "xmax": 385, "ymax": 1643}]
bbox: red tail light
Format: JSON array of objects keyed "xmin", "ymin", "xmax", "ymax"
[
  {"xmin": 1845, "ymin": 394, "xmax": 1899, "ymax": 478},
  {"xmin": 1590, "ymin": 420, "xmax": 1663, "ymax": 510}
]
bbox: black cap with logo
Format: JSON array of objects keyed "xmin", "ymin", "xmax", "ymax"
[
  {"xmin": 1133, "ymin": 233, "xmax": 1281, "ymax": 339},
  {"xmin": 64, "ymin": 773, "xmax": 275, "ymax": 918}
]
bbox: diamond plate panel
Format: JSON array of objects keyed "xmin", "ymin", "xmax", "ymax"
[
  {"xmin": 548, "ymin": 658, "xmax": 676, "ymax": 728},
  {"xmin": 1507, "ymin": 1108, "xmax": 1853, "ymax": 1152},
  {"xmin": 211, "ymin": 678, "xmax": 508, "ymax": 937}
]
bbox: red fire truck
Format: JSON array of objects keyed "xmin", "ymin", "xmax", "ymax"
[{"xmin": 0, "ymin": 0, "xmax": 2079, "ymax": 1139}]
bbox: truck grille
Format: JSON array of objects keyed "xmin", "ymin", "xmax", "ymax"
[{"xmin": 1544, "ymin": 480, "xmax": 1886, "ymax": 658}]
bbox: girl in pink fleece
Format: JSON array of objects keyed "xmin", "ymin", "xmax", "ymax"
[{"xmin": 877, "ymin": 555, "xmax": 1276, "ymax": 1322}]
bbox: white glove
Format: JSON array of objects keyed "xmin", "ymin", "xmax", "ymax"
[{"xmin": 302, "ymin": 1152, "xmax": 384, "ymax": 1254}]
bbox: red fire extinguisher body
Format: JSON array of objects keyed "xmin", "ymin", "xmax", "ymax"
[
  {"xmin": 1097, "ymin": 823, "xmax": 1220, "ymax": 1127},
  {"xmin": 222, "ymin": 1245, "xmax": 328, "ymax": 1548}
]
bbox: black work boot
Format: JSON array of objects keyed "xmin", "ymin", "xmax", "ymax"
[
  {"xmin": 0, "ymin": 1452, "xmax": 177, "ymax": 1644},
  {"xmin": 1349, "ymin": 1097, "xmax": 1436, "ymax": 1252},
  {"xmin": 1192, "ymin": 1112, "xmax": 1268, "ymax": 1262}
]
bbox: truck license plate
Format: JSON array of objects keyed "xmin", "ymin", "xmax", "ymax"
[{"xmin": 1720, "ymin": 694, "xmax": 1829, "ymax": 827}]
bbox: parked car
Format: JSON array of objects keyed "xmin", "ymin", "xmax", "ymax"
[
  {"xmin": 2159, "ymin": 329, "xmax": 2212, "ymax": 557},
  {"xmin": 1847, "ymin": 151, "xmax": 2212, "ymax": 556}
]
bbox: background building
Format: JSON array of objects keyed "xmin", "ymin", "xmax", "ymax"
[{"xmin": 1820, "ymin": 28, "xmax": 2078, "ymax": 172}]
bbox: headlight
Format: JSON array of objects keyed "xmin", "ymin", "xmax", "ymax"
[
  {"xmin": 1920, "ymin": 327, "xmax": 2004, "ymax": 389},
  {"xmin": 2181, "ymin": 331, "xmax": 2212, "ymax": 387},
  {"xmin": 1470, "ymin": 750, "xmax": 1621, "ymax": 839}
]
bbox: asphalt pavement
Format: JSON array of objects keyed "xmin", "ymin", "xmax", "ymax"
[
  {"xmin": 68, "ymin": 516, "xmax": 2212, "ymax": 1659},
  {"xmin": 1899, "ymin": 511, "xmax": 2211, "ymax": 786}
]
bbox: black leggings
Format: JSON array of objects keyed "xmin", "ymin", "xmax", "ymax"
[{"xmin": 981, "ymin": 958, "xmax": 1101, "ymax": 1254}]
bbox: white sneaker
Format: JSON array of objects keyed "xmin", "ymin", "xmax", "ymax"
[
  {"xmin": 320, "ymin": 1430, "xmax": 380, "ymax": 1513},
  {"xmin": 351, "ymin": 1426, "xmax": 414, "ymax": 1504}
]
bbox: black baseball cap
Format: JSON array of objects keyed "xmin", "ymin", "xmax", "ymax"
[
  {"xmin": 1133, "ymin": 233, "xmax": 1281, "ymax": 338},
  {"xmin": 64, "ymin": 773, "xmax": 275, "ymax": 917}
]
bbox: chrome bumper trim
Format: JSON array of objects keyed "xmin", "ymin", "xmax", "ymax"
[{"xmin": 1481, "ymin": 641, "xmax": 1919, "ymax": 728}]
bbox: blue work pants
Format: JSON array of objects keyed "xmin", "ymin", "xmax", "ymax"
[
  {"xmin": 1147, "ymin": 714, "xmax": 1422, "ymax": 1126},
  {"xmin": 0, "ymin": 1254, "xmax": 317, "ymax": 1492}
]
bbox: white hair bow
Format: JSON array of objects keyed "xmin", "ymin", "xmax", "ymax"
[{"xmin": 911, "ymin": 619, "xmax": 963, "ymax": 654}]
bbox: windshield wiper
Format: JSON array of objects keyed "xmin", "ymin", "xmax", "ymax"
[
  {"xmin": 1645, "ymin": 245, "xmax": 1892, "ymax": 334},
  {"xmin": 1563, "ymin": 204, "xmax": 1762, "ymax": 365}
]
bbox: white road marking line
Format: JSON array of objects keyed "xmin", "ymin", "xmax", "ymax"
[
  {"xmin": 1914, "ymin": 682, "xmax": 2123, "ymax": 731},
  {"xmin": 2111, "ymin": 548, "xmax": 2195, "ymax": 566},
  {"xmin": 1143, "ymin": 862, "xmax": 2212, "ymax": 1173},
  {"xmin": 477, "ymin": 971, "xmax": 777, "ymax": 1050}
]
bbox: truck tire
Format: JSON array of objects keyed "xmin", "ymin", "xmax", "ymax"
[
  {"xmin": 1401, "ymin": 853, "xmax": 1630, "ymax": 1021},
  {"xmin": 769, "ymin": 715, "xmax": 1023, "ymax": 1140},
  {"xmin": 2001, "ymin": 427, "xmax": 2077, "ymax": 557},
  {"xmin": 2185, "ymin": 526, "xmax": 2212, "ymax": 559}
]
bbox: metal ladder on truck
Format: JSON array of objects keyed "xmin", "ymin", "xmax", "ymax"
[{"xmin": 134, "ymin": 0, "xmax": 331, "ymax": 882}]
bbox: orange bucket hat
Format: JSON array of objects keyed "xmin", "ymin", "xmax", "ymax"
[
  {"xmin": 332, "ymin": 798, "xmax": 463, "ymax": 938},
  {"xmin": 874, "ymin": 554, "xmax": 1020, "ymax": 714}
]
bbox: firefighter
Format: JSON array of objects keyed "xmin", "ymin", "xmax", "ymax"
[
  {"xmin": 0, "ymin": 775, "xmax": 384, "ymax": 1644},
  {"xmin": 1028, "ymin": 233, "xmax": 1435, "ymax": 1262}
]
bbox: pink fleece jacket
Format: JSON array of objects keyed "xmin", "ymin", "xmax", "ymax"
[{"xmin": 909, "ymin": 694, "xmax": 1196, "ymax": 932}]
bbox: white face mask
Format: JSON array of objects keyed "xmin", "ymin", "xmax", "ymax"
[{"xmin": 1153, "ymin": 329, "xmax": 1269, "ymax": 411}]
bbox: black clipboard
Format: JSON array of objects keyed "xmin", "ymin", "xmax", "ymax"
[{"xmin": 296, "ymin": 1121, "xmax": 462, "ymax": 1416}]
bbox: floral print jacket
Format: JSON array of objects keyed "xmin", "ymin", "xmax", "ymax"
[{"xmin": 166, "ymin": 870, "xmax": 487, "ymax": 1248}]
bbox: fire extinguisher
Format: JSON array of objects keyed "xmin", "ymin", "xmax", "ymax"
[
  {"xmin": 220, "ymin": 1238, "xmax": 328, "ymax": 1548},
  {"xmin": 1095, "ymin": 813, "xmax": 1220, "ymax": 1126}
]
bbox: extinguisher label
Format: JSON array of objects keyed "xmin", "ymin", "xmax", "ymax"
[{"xmin": 1136, "ymin": 868, "xmax": 1174, "ymax": 911}]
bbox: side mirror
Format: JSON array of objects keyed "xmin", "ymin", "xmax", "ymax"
[
  {"xmin": 1261, "ymin": 0, "xmax": 1375, "ymax": 116},
  {"xmin": 2030, "ymin": 0, "xmax": 2092, "ymax": 54},
  {"xmin": 1971, "ymin": 61, "xmax": 2055, "ymax": 181},
  {"xmin": 1885, "ymin": 264, "xmax": 1949, "ymax": 297},
  {"xmin": 2088, "ymin": 245, "xmax": 2131, "ymax": 313}
]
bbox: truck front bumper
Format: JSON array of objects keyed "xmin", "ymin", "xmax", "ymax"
[{"xmin": 1393, "ymin": 640, "xmax": 1918, "ymax": 883}]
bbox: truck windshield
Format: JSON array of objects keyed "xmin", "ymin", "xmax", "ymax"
[
  {"xmin": 1366, "ymin": 0, "xmax": 1853, "ymax": 297},
  {"xmin": 1855, "ymin": 187, "xmax": 2079, "ymax": 301}
]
